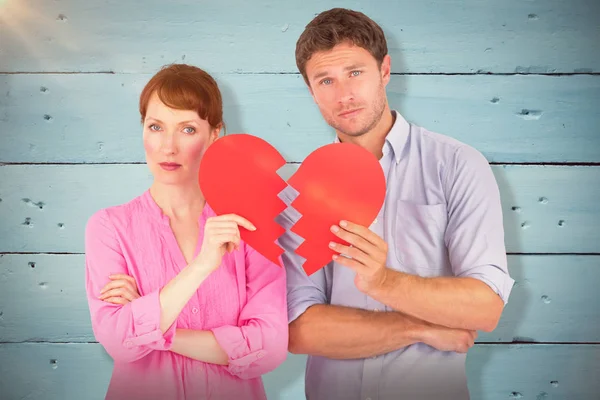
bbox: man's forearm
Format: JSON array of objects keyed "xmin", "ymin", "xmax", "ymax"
[
  {"xmin": 369, "ymin": 270, "xmax": 504, "ymax": 332},
  {"xmin": 288, "ymin": 304, "xmax": 428, "ymax": 359}
]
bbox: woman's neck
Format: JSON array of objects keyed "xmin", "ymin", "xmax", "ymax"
[{"xmin": 149, "ymin": 182, "xmax": 206, "ymax": 221}]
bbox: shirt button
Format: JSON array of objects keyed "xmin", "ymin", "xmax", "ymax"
[
  {"xmin": 192, "ymin": 307, "xmax": 199, "ymax": 314},
  {"xmin": 256, "ymin": 351, "xmax": 264, "ymax": 359},
  {"xmin": 125, "ymin": 341, "xmax": 133, "ymax": 348},
  {"xmin": 366, "ymin": 397, "xmax": 372, "ymax": 400},
  {"xmin": 373, "ymin": 218, "xmax": 378, "ymax": 224}
]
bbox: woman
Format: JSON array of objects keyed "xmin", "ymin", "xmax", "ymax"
[{"xmin": 84, "ymin": 64, "xmax": 288, "ymax": 399}]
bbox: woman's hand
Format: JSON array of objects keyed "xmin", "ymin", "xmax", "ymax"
[
  {"xmin": 191, "ymin": 214, "xmax": 256, "ymax": 275},
  {"xmin": 99, "ymin": 274, "xmax": 140, "ymax": 305}
]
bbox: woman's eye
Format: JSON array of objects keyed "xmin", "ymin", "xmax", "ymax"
[
  {"xmin": 351, "ymin": 71, "xmax": 361, "ymax": 77},
  {"xmin": 183, "ymin": 126, "xmax": 196, "ymax": 134},
  {"xmin": 149, "ymin": 124, "xmax": 161, "ymax": 131}
]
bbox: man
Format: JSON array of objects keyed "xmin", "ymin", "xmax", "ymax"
[{"xmin": 278, "ymin": 8, "xmax": 515, "ymax": 400}]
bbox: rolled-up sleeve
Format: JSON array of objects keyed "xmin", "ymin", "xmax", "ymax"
[
  {"xmin": 443, "ymin": 145, "xmax": 515, "ymax": 304},
  {"xmin": 211, "ymin": 243, "xmax": 288, "ymax": 380},
  {"xmin": 84, "ymin": 210, "xmax": 176, "ymax": 363},
  {"xmin": 276, "ymin": 197, "xmax": 328, "ymax": 323}
]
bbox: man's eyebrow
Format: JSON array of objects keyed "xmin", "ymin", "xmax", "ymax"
[
  {"xmin": 311, "ymin": 64, "xmax": 368, "ymax": 81},
  {"xmin": 312, "ymin": 71, "xmax": 330, "ymax": 81},
  {"xmin": 344, "ymin": 63, "xmax": 367, "ymax": 71}
]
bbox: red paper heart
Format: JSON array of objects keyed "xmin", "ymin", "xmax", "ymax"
[
  {"xmin": 199, "ymin": 134, "xmax": 386, "ymax": 275},
  {"xmin": 288, "ymin": 142, "xmax": 386, "ymax": 276},
  {"xmin": 198, "ymin": 134, "xmax": 288, "ymax": 266}
]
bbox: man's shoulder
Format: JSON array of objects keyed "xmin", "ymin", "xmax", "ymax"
[
  {"xmin": 410, "ymin": 124, "xmax": 488, "ymax": 166},
  {"xmin": 414, "ymin": 125, "xmax": 465, "ymax": 153}
]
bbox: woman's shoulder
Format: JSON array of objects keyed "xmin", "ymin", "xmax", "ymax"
[{"xmin": 86, "ymin": 192, "xmax": 148, "ymax": 234}]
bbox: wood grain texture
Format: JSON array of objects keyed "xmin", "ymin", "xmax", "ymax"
[
  {"xmin": 1, "ymin": 0, "xmax": 599, "ymax": 397},
  {"xmin": 0, "ymin": 164, "xmax": 598, "ymax": 254},
  {"xmin": 0, "ymin": 344, "xmax": 598, "ymax": 400},
  {"xmin": 1, "ymin": 0, "xmax": 598, "ymax": 74},
  {"xmin": 1, "ymin": 74, "xmax": 599, "ymax": 163},
  {"xmin": 1, "ymin": 254, "xmax": 598, "ymax": 343}
]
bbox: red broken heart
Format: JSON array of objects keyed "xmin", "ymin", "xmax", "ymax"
[{"xmin": 198, "ymin": 134, "xmax": 386, "ymax": 276}]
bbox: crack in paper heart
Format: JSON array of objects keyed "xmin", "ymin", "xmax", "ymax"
[{"xmin": 199, "ymin": 134, "xmax": 386, "ymax": 276}]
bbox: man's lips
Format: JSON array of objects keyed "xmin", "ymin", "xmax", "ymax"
[{"xmin": 338, "ymin": 108, "xmax": 363, "ymax": 118}]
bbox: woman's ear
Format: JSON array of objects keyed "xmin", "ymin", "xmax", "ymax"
[{"xmin": 210, "ymin": 123, "xmax": 223, "ymax": 143}]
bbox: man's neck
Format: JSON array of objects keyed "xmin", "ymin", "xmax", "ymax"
[{"xmin": 337, "ymin": 105, "xmax": 394, "ymax": 160}]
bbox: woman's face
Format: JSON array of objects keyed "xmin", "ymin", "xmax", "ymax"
[{"xmin": 143, "ymin": 91, "xmax": 220, "ymax": 187}]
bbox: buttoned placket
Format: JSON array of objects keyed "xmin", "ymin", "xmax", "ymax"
[{"xmin": 360, "ymin": 142, "xmax": 394, "ymax": 400}]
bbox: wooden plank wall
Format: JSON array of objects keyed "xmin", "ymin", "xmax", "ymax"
[{"xmin": 1, "ymin": 0, "xmax": 599, "ymax": 399}]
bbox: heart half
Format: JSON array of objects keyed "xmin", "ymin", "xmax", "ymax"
[{"xmin": 199, "ymin": 134, "xmax": 386, "ymax": 275}]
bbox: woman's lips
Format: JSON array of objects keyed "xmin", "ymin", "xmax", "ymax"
[{"xmin": 159, "ymin": 162, "xmax": 181, "ymax": 171}]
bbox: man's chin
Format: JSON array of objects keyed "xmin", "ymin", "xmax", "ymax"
[{"xmin": 337, "ymin": 124, "xmax": 370, "ymax": 137}]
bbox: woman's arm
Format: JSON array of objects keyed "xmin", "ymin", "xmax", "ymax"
[
  {"xmin": 209, "ymin": 243, "xmax": 289, "ymax": 379},
  {"xmin": 170, "ymin": 329, "xmax": 229, "ymax": 365},
  {"xmin": 88, "ymin": 211, "xmax": 257, "ymax": 364},
  {"xmin": 85, "ymin": 210, "xmax": 177, "ymax": 363}
]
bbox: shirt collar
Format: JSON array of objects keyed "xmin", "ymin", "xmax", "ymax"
[{"xmin": 334, "ymin": 110, "xmax": 409, "ymax": 164}]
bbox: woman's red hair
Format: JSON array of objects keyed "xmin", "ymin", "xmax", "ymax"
[{"xmin": 139, "ymin": 64, "xmax": 223, "ymax": 130}]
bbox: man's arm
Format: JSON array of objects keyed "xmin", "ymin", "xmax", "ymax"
[
  {"xmin": 289, "ymin": 304, "xmax": 478, "ymax": 359},
  {"xmin": 329, "ymin": 145, "xmax": 514, "ymax": 333},
  {"xmin": 367, "ymin": 272, "xmax": 503, "ymax": 332}
]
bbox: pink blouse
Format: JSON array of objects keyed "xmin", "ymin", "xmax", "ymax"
[{"xmin": 84, "ymin": 190, "xmax": 289, "ymax": 399}]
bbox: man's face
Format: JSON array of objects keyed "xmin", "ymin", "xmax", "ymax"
[{"xmin": 305, "ymin": 42, "xmax": 391, "ymax": 137}]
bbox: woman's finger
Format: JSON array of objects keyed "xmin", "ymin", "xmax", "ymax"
[
  {"xmin": 99, "ymin": 287, "xmax": 139, "ymax": 301},
  {"xmin": 100, "ymin": 280, "xmax": 137, "ymax": 295},
  {"xmin": 213, "ymin": 214, "xmax": 256, "ymax": 231},
  {"xmin": 108, "ymin": 274, "xmax": 138, "ymax": 288},
  {"xmin": 103, "ymin": 296, "xmax": 130, "ymax": 305}
]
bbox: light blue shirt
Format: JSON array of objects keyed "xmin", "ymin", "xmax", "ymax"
[{"xmin": 278, "ymin": 110, "xmax": 515, "ymax": 400}]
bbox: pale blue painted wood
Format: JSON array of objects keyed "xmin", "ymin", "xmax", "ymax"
[
  {"xmin": 1, "ymin": 254, "xmax": 598, "ymax": 343},
  {"xmin": 1, "ymin": 0, "xmax": 598, "ymax": 398},
  {"xmin": 1, "ymin": 0, "xmax": 598, "ymax": 74},
  {"xmin": 0, "ymin": 164, "xmax": 598, "ymax": 253},
  {"xmin": 1, "ymin": 344, "xmax": 598, "ymax": 400},
  {"xmin": 1, "ymin": 74, "xmax": 599, "ymax": 163}
]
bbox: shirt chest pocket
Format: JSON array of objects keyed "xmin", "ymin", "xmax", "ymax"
[{"xmin": 392, "ymin": 200, "xmax": 449, "ymax": 276}]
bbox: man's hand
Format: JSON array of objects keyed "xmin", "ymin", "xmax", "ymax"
[
  {"xmin": 329, "ymin": 220, "xmax": 390, "ymax": 293},
  {"xmin": 421, "ymin": 325, "xmax": 478, "ymax": 353}
]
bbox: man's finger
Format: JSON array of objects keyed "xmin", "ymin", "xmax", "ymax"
[
  {"xmin": 329, "ymin": 241, "xmax": 370, "ymax": 265},
  {"xmin": 339, "ymin": 220, "xmax": 386, "ymax": 247},
  {"xmin": 332, "ymin": 253, "xmax": 369, "ymax": 275},
  {"xmin": 331, "ymin": 226, "xmax": 377, "ymax": 256}
]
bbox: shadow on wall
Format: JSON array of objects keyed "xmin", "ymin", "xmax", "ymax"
[{"xmin": 466, "ymin": 167, "xmax": 529, "ymax": 399}]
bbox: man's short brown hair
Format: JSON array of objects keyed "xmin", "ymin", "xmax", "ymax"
[{"xmin": 295, "ymin": 8, "xmax": 388, "ymax": 84}]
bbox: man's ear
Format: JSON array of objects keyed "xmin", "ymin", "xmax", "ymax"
[{"xmin": 380, "ymin": 54, "xmax": 392, "ymax": 86}]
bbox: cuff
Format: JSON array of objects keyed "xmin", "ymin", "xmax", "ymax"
[
  {"xmin": 288, "ymin": 297, "xmax": 322, "ymax": 324},
  {"xmin": 126, "ymin": 289, "xmax": 176, "ymax": 350},
  {"xmin": 460, "ymin": 264, "xmax": 515, "ymax": 305},
  {"xmin": 211, "ymin": 325, "xmax": 266, "ymax": 375}
]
